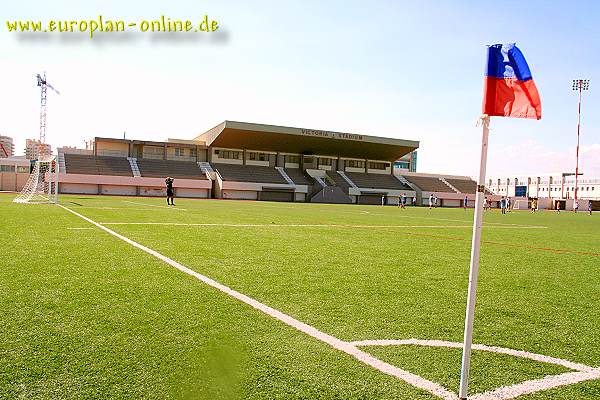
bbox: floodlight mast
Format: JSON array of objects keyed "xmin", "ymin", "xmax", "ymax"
[
  {"xmin": 572, "ymin": 79, "xmax": 589, "ymax": 204},
  {"xmin": 36, "ymin": 72, "xmax": 60, "ymax": 159}
]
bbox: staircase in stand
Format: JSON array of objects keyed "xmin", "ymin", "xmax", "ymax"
[
  {"xmin": 337, "ymin": 170, "xmax": 359, "ymax": 190},
  {"xmin": 198, "ymin": 162, "xmax": 216, "ymax": 180},
  {"xmin": 439, "ymin": 177, "xmax": 459, "ymax": 193},
  {"xmin": 127, "ymin": 157, "xmax": 141, "ymax": 177},
  {"xmin": 57, "ymin": 150, "xmax": 66, "ymax": 173},
  {"xmin": 275, "ymin": 167, "xmax": 296, "ymax": 186}
]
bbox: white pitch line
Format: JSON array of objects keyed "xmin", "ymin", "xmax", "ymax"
[
  {"xmin": 66, "ymin": 227, "xmax": 95, "ymax": 230},
  {"xmin": 471, "ymin": 369, "xmax": 600, "ymax": 400},
  {"xmin": 349, "ymin": 339, "xmax": 595, "ymax": 372},
  {"xmin": 122, "ymin": 200, "xmax": 188, "ymax": 211},
  {"xmin": 57, "ymin": 204, "xmax": 457, "ymax": 400},
  {"xmin": 350, "ymin": 338, "xmax": 600, "ymax": 399},
  {"xmin": 97, "ymin": 222, "xmax": 547, "ymax": 229}
]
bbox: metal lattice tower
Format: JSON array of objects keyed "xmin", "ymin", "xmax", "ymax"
[{"xmin": 36, "ymin": 73, "xmax": 60, "ymax": 158}]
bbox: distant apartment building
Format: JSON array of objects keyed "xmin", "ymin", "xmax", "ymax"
[
  {"xmin": 25, "ymin": 139, "xmax": 52, "ymax": 160},
  {"xmin": 0, "ymin": 135, "xmax": 14, "ymax": 157},
  {"xmin": 488, "ymin": 174, "xmax": 600, "ymax": 201}
]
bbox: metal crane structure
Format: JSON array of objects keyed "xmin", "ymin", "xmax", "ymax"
[{"xmin": 36, "ymin": 72, "xmax": 60, "ymax": 159}]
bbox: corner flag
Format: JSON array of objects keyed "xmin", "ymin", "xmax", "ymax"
[
  {"xmin": 459, "ymin": 44, "xmax": 541, "ymax": 399},
  {"xmin": 483, "ymin": 43, "xmax": 542, "ymax": 120}
]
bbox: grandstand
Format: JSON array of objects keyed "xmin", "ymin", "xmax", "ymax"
[
  {"xmin": 137, "ymin": 159, "xmax": 207, "ymax": 180},
  {"xmin": 214, "ymin": 163, "xmax": 287, "ymax": 184},
  {"xmin": 56, "ymin": 121, "xmax": 498, "ymax": 205},
  {"xmin": 64, "ymin": 154, "xmax": 133, "ymax": 176}
]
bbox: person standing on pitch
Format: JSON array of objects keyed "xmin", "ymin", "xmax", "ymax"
[
  {"xmin": 589, "ymin": 200, "xmax": 593, "ymax": 215},
  {"xmin": 413, "ymin": 195, "xmax": 417, "ymax": 206},
  {"xmin": 429, "ymin": 193, "xmax": 434, "ymax": 209},
  {"xmin": 574, "ymin": 199, "xmax": 579, "ymax": 213},
  {"xmin": 500, "ymin": 196, "xmax": 506, "ymax": 215},
  {"xmin": 507, "ymin": 196, "xmax": 512, "ymax": 212},
  {"xmin": 165, "ymin": 176, "xmax": 175, "ymax": 205},
  {"xmin": 464, "ymin": 195, "xmax": 468, "ymax": 210},
  {"xmin": 555, "ymin": 201, "xmax": 561, "ymax": 214},
  {"xmin": 401, "ymin": 193, "xmax": 407, "ymax": 209}
]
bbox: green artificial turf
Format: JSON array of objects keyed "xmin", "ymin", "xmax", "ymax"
[{"xmin": 1, "ymin": 193, "xmax": 599, "ymax": 399}]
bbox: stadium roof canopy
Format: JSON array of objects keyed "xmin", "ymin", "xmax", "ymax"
[{"xmin": 194, "ymin": 121, "xmax": 419, "ymax": 161}]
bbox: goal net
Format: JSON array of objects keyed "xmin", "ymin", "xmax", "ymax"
[{"xmin": 13, "ymin": 156, "xmax": 59, "ymax": 204}]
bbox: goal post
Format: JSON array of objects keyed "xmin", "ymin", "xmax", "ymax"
[{"xmin": 13, "ymin": 155, "xmax": 59, "ymax": 204}]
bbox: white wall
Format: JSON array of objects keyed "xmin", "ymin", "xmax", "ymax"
[
  {"xmin": 174, "ymin": 188, "xmax": 209, "ymax": 198},
  {"xmin": 139, "ymin": 187, "xmax": 165, "ymax": 197},
  {"xmin": 60, "ymin": 183, "xmax": 98, "ymax": 194},
  {"xmin": 222, "ymin": 190, "xmax": 258, "ymax": 200},
  {"xmin": 100, "ymin": 185, "xmax": 137, "ymax": 196}
]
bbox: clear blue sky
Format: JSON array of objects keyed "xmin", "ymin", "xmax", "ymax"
[{"xmin": 1, "ymin": 0, "xmax": 599, "ymax": 177}]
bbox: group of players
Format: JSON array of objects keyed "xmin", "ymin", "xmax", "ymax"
[{"xmin": 554, "ymin": 199, "xmax": 593, "ymax": 215}]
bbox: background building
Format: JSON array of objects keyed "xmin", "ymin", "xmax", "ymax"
[
  {"xmin": 0, "ymin": 156, "xmax": 31, "ymax": 191},
  {"xmin": 488, "ymin": 174, "xmax": 599, "ymax": 211},
  {"xmin": 0, "ymin": 135, "xmax": 14, "ymax": 157},
  {"xmin": 488, "ymin": 174, "xmax": 600, "ymax": 201},
  {"xmin": 393, "ymin": 150, "xmax": 417, "ymax": 173},
  {"xmin": 25, "ymin": 139, "xmax": 52, "ymax": 160}
]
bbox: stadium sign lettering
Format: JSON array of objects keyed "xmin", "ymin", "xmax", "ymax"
[{"xmin": 301, "ymin": 129, "xmax": 363, "ymax": 141}]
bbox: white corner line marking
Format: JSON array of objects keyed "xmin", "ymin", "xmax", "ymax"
[
  {"xmin": 349, "ymin": 339, "xmax": 595, "ymax": 372},
  {"xmin": 350, "ymin": 339, "xmax": 600, "ymax": 399},
  {"xmin": 57, "ymin": 204, "xmax": 456, "ymax": 400},
  {"xmin": 470, "ymin": 369, "xmax": 600, "ymax": 400}
]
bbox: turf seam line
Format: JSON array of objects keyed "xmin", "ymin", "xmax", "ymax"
[
  {"xmin": 57, "ymin": 204, "xmax": 457, "ymax": 400},
  {"xmin": 97, "ymin": 222, "xmax": 547, "ymax": 229},
  {"xmin": 122, "ymin": 200, "xmax": 188, "ymax": 211}
]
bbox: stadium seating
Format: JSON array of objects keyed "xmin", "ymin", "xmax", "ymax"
[
  {"xmin": 445, "ymin": 178, "xmax": 477, "ymax": 194},
  {"xmin": 137, "ymin": 159, "xmax": 207, "ymax": 179},
  {"xmin": 345, "ymin": 172, "xmax": 412, "ymax": 191},
  {"xmin": 64, "ymin": 154, "xmax": 133, "ymax": 176},
  {"xmin": 445, "ymin": 178, "xmax": 493, "ymax": 195},
  {"xmin": 215, "ymin": 163, "xmax": 287, "ymax": 184},
  {"xmin": 283, "ymin": 168, "xmax": 311, "ymax": 185},
  {"xmin": 326, "ymin": 171, "xmax": 351, "ymax": 193},
  {"xmin": 402, "ymin": 175, "xmax": 452, "ymax": 192}
]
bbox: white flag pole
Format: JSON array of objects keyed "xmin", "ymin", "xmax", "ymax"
[{"xmin": 459, "ymin": 114, "xmax": 491, "ymax": 399}]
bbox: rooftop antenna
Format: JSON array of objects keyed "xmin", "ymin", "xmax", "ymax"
[{"xmin": 36, "ymin": 72, "xmax": 60, "ymax": 158}]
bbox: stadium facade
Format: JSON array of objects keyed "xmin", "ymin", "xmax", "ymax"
[{"xmin": 55, "ymin": 121, "xmax": 494, "ymax": 206}]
